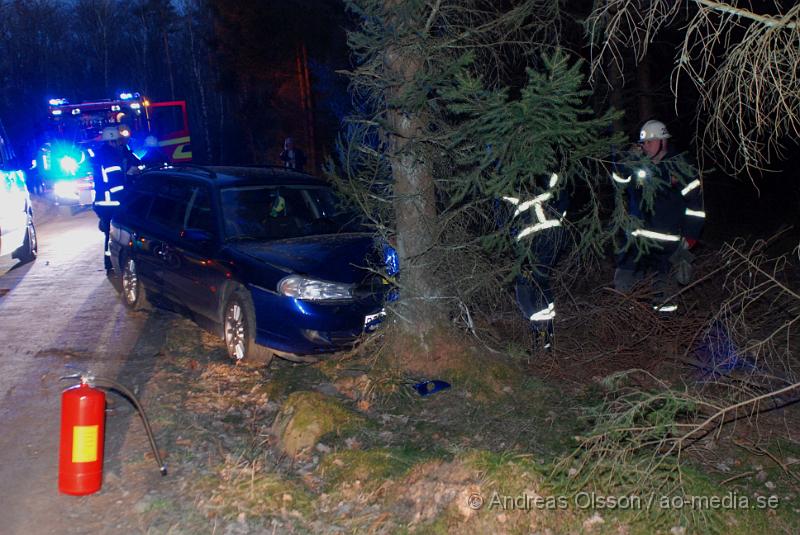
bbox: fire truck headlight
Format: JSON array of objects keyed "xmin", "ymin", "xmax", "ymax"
[
  {"xmin": 54, "ymin": 180, "xmax": 78, "ymax": 199},
  {"xmin": 59, "ymin": 156, "xmax": 79, "ymax": 175}
]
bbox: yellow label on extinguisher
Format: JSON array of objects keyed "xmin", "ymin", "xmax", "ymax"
[{"xmin": 72, "ymin": 425, "xmax": 99, "ymax": 463}]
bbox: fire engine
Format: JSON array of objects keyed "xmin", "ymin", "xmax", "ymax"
[{"xmin": 34, "ymin": 92, "xmax": 192, "ymax": 206}]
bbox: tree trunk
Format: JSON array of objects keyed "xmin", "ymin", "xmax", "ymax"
[
  {"xmin": 383, "ymin": 42, "xmax": 445, "ymax": 340},
  {"xmin": 138, "ymin": 13, "xmax": 149, "ymax": 96},
  {"xmin": 97, "ymin": 9, "xmax": 108, "ymax": 93},
  {"xmin": 162, "ymin": 29, "xmax": 176, "ymax": 100},
  {"xmin": 637, "ymin": 53, "xmax": 654, "ymax": 124},
  {"xmin": 298, "ymin": 42, "xmax": 316, "ymax": 173},
  {"xmin": 186, "ymin": 10, "xmax": 212, "ymax": 162},
  {"xmin": 608, "ymin": 56, "xmax": 625, "ymax": 136},
  {"xmin": 218, "ymin": 93, "xmax": 225, "ymax": 163}
]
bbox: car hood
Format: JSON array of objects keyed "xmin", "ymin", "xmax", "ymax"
[{"xmin": 231, "ymin": 233, "xmax": 380, "ymax": 283}]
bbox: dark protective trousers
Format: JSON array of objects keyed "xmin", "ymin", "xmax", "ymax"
[
  {"xmin": 93, "ymin": 205, "xmax": 117, "ymax": 271},
  {"xmin": 614, "ymin": 240, "xmax": 680, "ymax": 300},
  {"xmin": 514, "ymin": 228, "xmax": 565, "ymax": 331}
]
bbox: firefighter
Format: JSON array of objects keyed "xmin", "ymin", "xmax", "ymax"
[
  {"xmin": 612, "ymin": 119, "xmax": 705, "ymax": 312},
  {"xmin": 91, "ymin": 125, "xmax": 141, "ymax": 274},
  {"xmin": 503, "ymin": 172, "xmax": 569, "ymax": 351}
]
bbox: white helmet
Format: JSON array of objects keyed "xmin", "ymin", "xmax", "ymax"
[
  {"xmin": 101, "ymin": 126, "xmax": 120, "ymax": 141},
  {"xmin": 639, "ymin": 120, "xmax": 671, "ymax": 141}
]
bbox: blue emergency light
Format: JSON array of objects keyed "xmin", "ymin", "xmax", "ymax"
[{"xmin": 59, "ymin": 155, "xmax": 79, "ymax": 175}]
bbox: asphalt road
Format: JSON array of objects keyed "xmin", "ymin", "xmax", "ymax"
[{"xmin": 0, "ymin": 205, "xmax": 163, "ymax": 534}]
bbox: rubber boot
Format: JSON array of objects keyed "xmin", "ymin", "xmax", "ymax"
[{"xmin": 532, "ymin": 320, "xmax": 554, "ymax": 352}]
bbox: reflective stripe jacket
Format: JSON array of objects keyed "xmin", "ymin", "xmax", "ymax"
[
  {"xmin": 501, "ymin": 173, "xmax": 569, "ymax": 242},
  {"xmin": 614, "ymin": 149, "xmax": 704, "ymax": 241},
  {"xmin": 90, "ymin": 142, "xmax": 140, "ymax": 207}
]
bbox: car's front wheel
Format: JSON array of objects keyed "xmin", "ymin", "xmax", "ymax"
[
  {"xmin": 223, "ymin": 292, "xmax": 274, "ymax": 367},
  {"xmin": 121, "ymin": 257, "xmax": 150, "ymax": 311},
  {"xmin": 13, "ymin": 217, "xmax": 37, "ymax": 263}
]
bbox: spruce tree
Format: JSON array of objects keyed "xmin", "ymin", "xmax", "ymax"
[{"xmin": 331, "ymin": 0, "xmax": 622, "ymax": 357}]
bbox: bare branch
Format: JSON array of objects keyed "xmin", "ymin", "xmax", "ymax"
[{"xmin": 589, "ymin": 0, "xmax": 800, "ymax": 175}]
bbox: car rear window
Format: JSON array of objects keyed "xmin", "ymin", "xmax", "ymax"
[
  {"xmin": 185, "ymin": 187, "xmax": 215, "ymax": 233},
  {"xmin": 149, "ymin": 181, "xmax": 194, "ymax": 229}
]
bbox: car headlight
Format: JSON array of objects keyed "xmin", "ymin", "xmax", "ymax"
[
  {"xmin": 277, "ymin": 275, "xmax": 355, "ymax": 300},
  {"xmin": 60, "ymin": 155, "xmax": 79, "ymax": 175},
  {"xmin": 54, "ymin": 180, "xmax": 78, "ymax": 198}
]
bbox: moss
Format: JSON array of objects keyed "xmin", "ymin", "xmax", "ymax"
[
  {"xmin": 316, "ymin": 357, "xmax": 355, "ymax": 381},
  {"xmin": 258, "ymin": 361, "xmax": 329, "ymax": 400},
  {"xmin": 446, "ymin": 351, "xmax": 522, "ymax": 401},
  {"xmin": 272, "ymin": 391, "xmax": 366, "ymax": 455},
  {"xmin": 461, "ymin": 450, "xmax": 545, "ymax": 497},
  {"xmin": 513, "ymin": 377, "xmax": 584, "ymax": 458},
  {"xmin": 202, "ymin": 471, "xmax": 314, "ymax": 520},
  {"xmin": 319, "ymin": 447, "xmax": 431, "ymax": 490},
  {"xmin": 145, "ymin": 497, "xmax": 173, "ymax": 512}
]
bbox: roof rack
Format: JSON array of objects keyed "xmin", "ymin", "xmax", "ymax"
[
  {"xmin": 162, "ymin": 163, "xmax": 217, "ymax": 178},
  {"xmin": 208, "ymin": 164, "xmax": 314, "ymax": 176}
]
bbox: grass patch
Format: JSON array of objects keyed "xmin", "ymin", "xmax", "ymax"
[
  {"xmin": 272, "ymin": 391, "xmax": 368, "ymax": 455},
  {"xmin": 258, "ymin": 360, "xmax": 329, "ymax": 400},
  {"xmin": 445, "ymin": 351, "xmax": 522, "ymax": 402},
  {"xmin": 318, "ymin": 447, "xmax": 432, "ymax": 491},
  {"xmin": 200, "ymin": 468, "xmax": 314, "ymax": 521},
  {"xmin": 463, "ymin": 450, "xmax": 545, "ymax": 497},
  {"xmin": 546, "ymin": 370, "xmax": 800, "ymax": 534}
]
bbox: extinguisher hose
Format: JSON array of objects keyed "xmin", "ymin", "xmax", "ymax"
[{"xmin": 93, "ymin": 377, "xmax": 168, "ymax": 477}]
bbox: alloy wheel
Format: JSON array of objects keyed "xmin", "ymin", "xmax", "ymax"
[
  {"xmin": 27, "ymin": 220, "xmax": 37, "ymax": 258},
  {"xmin": 123, "ymin": 259, "xmax": 139, "ymax": 305},
  {"xmin": 224, "ymin": 300, "xmax": 246, "ymax": 360}
]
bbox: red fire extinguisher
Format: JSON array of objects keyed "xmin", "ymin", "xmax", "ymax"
[
  {"xmin": 58, "ymin": 380, "xmax": 106, "ymax": 495},
  {"xmin": 58, "ymin": 371, "xmax": 167, "ymax": 496}
]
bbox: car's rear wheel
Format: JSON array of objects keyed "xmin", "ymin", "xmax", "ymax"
[
  {"xmin": 223, "ymin": 292, "xmax": 274, "ymax": 367},
  {"xmin": 122, "ymin": 257, "xmax": 150, "ymax": 311},
  {"xmin": 13, "ymin": 217, "xmax": 37, "ymax": 263}
]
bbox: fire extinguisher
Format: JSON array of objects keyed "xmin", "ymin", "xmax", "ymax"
[
  {"xmin": 58, "ymin": 371, "xmax": 167, "ymax": 496},
  {"xmin": 58, "ymin": 379, "xmax": 106, "ymax": 495}
]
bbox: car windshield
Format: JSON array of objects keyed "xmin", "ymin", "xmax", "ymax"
[{"xmin": 221, "ymin": 184, "xmax": 364, "ymax": 241}]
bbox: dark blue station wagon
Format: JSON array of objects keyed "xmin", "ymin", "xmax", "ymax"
[{"xmin": 109, "ymin": 166, "xmax": 391, "ymax": 366}]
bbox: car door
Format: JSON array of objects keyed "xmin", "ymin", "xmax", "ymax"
[
  {"xmin": 115, "ymin": 180, "xmax": 161, "ymax": 292},
  {"xmin": 0, "ymin": 133, "xmax": 27, "ymax": 257},
  {"xmin": 161, "ymin": 185, "xmax": 228, "ymax": 320},
  {"xmin": 133, "ymin": 177, "xmax": 194, "ymax": 300}
]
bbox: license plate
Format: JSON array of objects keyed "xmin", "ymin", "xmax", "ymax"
[{"xmin": 364, "ymin": 309, "xmax": 386, "ymax": 331}]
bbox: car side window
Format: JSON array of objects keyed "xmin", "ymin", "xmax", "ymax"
[
  {"xmin": 185, "ymin": 186, "xmax": 215, "ymax": 234},
  {"xmin": 149, "ymin": 179, "xmax": 194, "ymax": 231},
  {"xmin": 125, "ymin": 189, "xmax": 154, "ymax": 220}
]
